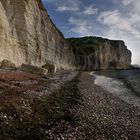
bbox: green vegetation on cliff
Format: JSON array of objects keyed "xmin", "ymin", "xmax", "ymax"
[
  {"xmin": 67, "ymin": 36, "xmax": 131, "ymax": 70},
  {"xmin": 67, "ymin": 36, "xmax": 106, "ymax": 55}
]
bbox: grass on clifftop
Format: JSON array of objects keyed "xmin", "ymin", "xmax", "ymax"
[
  {"xmin": 67, "ymin": 36, "xmax": 106, "ymax": 55},
  {"xmin": 67, "ymin": 36, "xmax": 124, "ymax": 56}
]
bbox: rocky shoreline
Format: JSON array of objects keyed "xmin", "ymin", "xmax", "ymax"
[
  {"xmin": 0, "ymin": 71, "xmax": 140, "ymax": 139},
  {"xmin": 77, "ymin": 72, "xmax": 140, "ymax": 139}
]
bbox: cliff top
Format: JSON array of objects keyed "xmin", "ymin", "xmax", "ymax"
[{"xmin": 67, "ymin": 36, "xmax": 126, "ymax": 55}]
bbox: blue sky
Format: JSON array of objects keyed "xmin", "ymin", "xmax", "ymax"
[{"xmin": 42, "ymin": 0, "xmax": 140, "ymax": 65}]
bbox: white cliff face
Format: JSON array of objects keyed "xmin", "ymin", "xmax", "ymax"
[
  {"xmin": 68, "ymin": 37, "xmax": 131, "ymax": 70},
  {"xmin": 0, "ymin": 0, "xmax": 75, "ymax": 70},
  {"xmin": 93, "ymin": 41, "xmax": 132, "ymax": 70}
]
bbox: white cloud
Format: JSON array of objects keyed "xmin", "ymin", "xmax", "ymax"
[
  {"xmin": 97, "ymin": 0, "xmax": 140, "ymax": 64},
  {"xmin": 98, "ymin": 10, "xmax": 120, "ymax": 25},
  {"xmin": 83, "ymin": 5, "xmax": 98, "ymax": 15},
  {"xmin": 98, "ymin": 10, "xmax": 140, "ymax": 37},
  {"xmin": 121, "ymin": 0, "xmax": 140, "ymax": 14},
  {"xmin": 44, "ymin": 0, "xmax": 81, "ymax": 12},
  {"xmin": 122, "ymin": 0, "xmax": 135, "ymax": 6},
  {"xmin": 56, "ymin": 0, "xmax": 80, "ymax": 12},
  {"xmin": 56, "ymin": 5, "xmax": 79, "ymax": 12},
  {"xmin": 68, "ymin": 17, "xmax": 93, "ymax": 36}
]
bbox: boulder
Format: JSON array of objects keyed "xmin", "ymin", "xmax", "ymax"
[
  {"xmin": 42, "ymin": 61, "xmax": 57, "ymax": 73},
  {"xmin": 21, "ymin": 64, "xmax": 48, "ymax": 75},
  {"xmin": 0, "ymin": 60, "xmax": 16, "ymax": 70}
]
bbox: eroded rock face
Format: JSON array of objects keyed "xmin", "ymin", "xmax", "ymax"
[
  {"xmin": 68, "ymin": 37, "xmax": 132, "ymax": 70},
  {"xmin": 0, "ymin": 0, "xmax": 75, "ymax": 70}
]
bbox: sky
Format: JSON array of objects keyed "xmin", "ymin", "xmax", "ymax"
[{"xmin": 42, "ymin": 0, "xmax": 140, "ymax": 65}]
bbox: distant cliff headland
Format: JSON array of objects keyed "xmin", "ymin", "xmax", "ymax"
[
  {"xmin": 67, "ymin": 37, "xmax": 131, "ymax": 70},
  {"xmin": 0, "ymin": 0, "xmax": 131, "ymax": 73}
]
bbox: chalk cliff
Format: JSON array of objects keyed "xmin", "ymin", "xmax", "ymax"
[
  {"xmin": 0, "ymin": 0, "xmax": 75, "ymax": 70},
  {"xmin": 67, "ymin": 37, "xmax": 132, "ymax": 70},
  {"xmin": 0, "ymin": 0, "xmax": 132, "ymax": 72}
]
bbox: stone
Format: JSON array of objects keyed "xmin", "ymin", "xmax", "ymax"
[
  {"xmin": 42, "ymin": 61, "xmax": 57, "ymax": 73},
  {"xmin": 20, "ymin": 64, "xmax": 48, "ymax": 75},
  {"xmin": 0, "ymin": 59, "xmax": 16, "ymax": 69}
]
